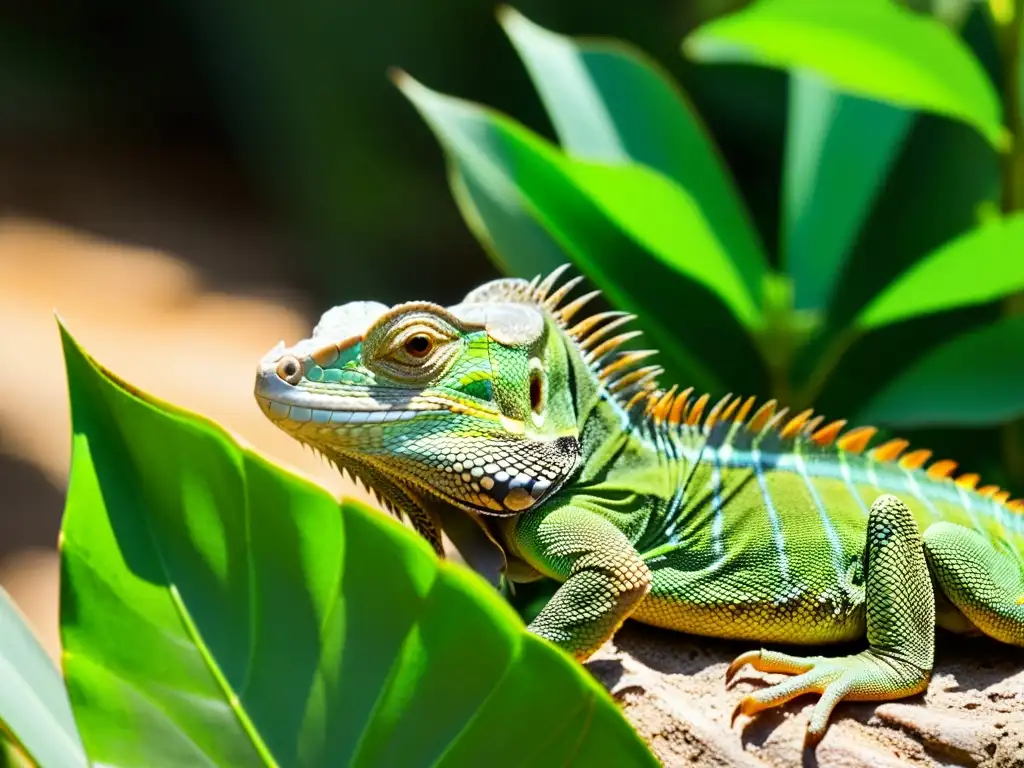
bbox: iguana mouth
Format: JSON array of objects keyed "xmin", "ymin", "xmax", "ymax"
[
  {"xmin": 254, "ymin": 359, "xmax": 439, "ymax": 425},
  {"xmin": 254, "ymin": 359, "xmax": 526, "ymax": 518}
]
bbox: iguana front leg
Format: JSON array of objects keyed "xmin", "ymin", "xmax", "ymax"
[
  {"xmin": 727, "ymin": 494, "xmax": 935, "ymax": 743},
  {"xmin": 509, "ymin": 505, "xmax": 652, "ymax": 660},
  {"xmin": 923, "ymin": 521, "xmax": 1024, "ymax": 646}
]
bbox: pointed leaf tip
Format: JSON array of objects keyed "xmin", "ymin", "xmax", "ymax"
[
  {"xmin": 387, "ymin": 66, "xmax": 410, "ymax": 87},
  {"xmin": 495, "ymin": 4, "xmax": 519, "ymax": 25},
  {"xmin": 56, "ymin": 317, "xmax": 86, "ymax": 364}
]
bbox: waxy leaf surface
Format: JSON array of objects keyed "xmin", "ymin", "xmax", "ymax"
[
  {"xmin": 856, "ymin": 215, "xmax": 1024, "ymax": 330},
  {"xmin": 398, "ymin": 72, "xmax": 770, "ymax": 395},
  {"xmin": 0, "ymin": 586, "xmax": 85, "ymax": 768},
  {"xmin": 57, "ymin": 323, "xmax": 657, "ymax": 768},
  {"xmin": 501, "ymin": 7, "xmax": 768, "ymax": 304},
  {"xmin": 858, "ymin": 315, "xmax": 1024, "ymax": 426},
  {"xmin": 684, "ymin": 0, "xmax": 1005, "ymax": 149}
]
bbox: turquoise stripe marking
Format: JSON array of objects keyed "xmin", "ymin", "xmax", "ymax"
[
  {"xmin": 751, "ymin": 447, "xmax": 790, "ymax": 583},
  {"xmin": 837, "ymin": 453, "xmax": 869, "ymax": 516},
  {"xmin": 900, "ymin": 468, "xmax": 939, "ymax": 520},
  {"xmin": 790, "ymin": 450, "xmax": 845, "ymax": 574},
  {"xmin": 661, "ymin": 424, "xmax": 697, "ymax": 546},
  {"xmin": 710, "ymin": 449, "xmax": 724, "ymax": 559},
  {"xmin": 865, "ymin": 459, "xmax": 880, "ymax": 490},
  {"xmin": 662, "ymin": 487, "xmax": 686, "ymax": 544},
  {"xmin": 955, "ymin": 485, "xmax": 984, "ymax": 534}
]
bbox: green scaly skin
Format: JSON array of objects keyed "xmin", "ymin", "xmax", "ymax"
[{"xmin": 254, "ymin": 266, "xmax": 1024, "ymax": 743}]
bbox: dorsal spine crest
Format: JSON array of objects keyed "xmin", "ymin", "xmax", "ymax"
[{"xmin": 472, "ymin": 264, "xmax": 1024, "ymax": 515}]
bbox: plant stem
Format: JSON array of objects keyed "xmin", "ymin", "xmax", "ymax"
[
  {"xmin": 999, "ymin": 0, "xmax": 1024, "ymax": 485},
  {"xmin": 792, "ymin": 327, "xmax": 861, "ymax": 412},
  {"xmin": 766, "ymin": 353, "xmax": 792, "ymax": 409},
  {"xmin": 1000, "ymin": 2, "xmax": 1024, "ymax": 213}
]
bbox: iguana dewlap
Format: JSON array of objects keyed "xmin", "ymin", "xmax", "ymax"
[{"xmin": 254, "ymin": 267, "xmax": 1024, "ymax": 742}]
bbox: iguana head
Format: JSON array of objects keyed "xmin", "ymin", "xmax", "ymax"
[{"xmin": 255, "ymin": 267, "xmax": 632, "ymax": 555}]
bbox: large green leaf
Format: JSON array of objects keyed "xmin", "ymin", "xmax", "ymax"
[
  {"xmin": 414, "ymin": 64, "xmax": 566, "ymax": 281},
  {"xmin": 797, "ymin": 110, "xmax": 1000, "ymax": 418},
  {"xmin": 446, "ymin": 158, "xmax": 568, "ymax": 280},
  {"xmin": 856, "ymin": 215, "xmax": 1024, "ymax": 330},
  {"xmin": 782, "ymin": 72, "xmax": 914, "ymax": 311},
  {"xmin": 396, "ymin": 71, "xmax": 771, "ymax": 395},
  {"xmin": 857, "ymin": 314, "xmax": 1024, "ymax": 426},
  {"xmin": 396, "ymin": 75, "xmax": 757, "ymax": 327},
  {"xmin": 500, "ymin": 7, "xmax": 768, "ymax": 304},
  {"xmin": 683, "ymin": 0, "xmax": 1006, "ymax": 150},
  {"xmin": 0, "ymin": 586, "xmax": 85, "ymax": 768},
  {"xmin": 57, "ymin": 322, "xmax": 657, "ymax": 768}
]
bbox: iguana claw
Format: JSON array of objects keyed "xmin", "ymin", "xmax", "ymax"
[
  {"xmin": 724, "ymin": 650, "xmax": 761, "ymax": 686},
  {"xmin": 726, "ymin": 647, "xmax": 927, "ymax": 742}
]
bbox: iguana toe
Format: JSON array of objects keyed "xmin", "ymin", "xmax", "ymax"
[
  {"xmin": 729, "ymin": 648, "xmax": 928, "ymax": 742},
  {"xmin": 725, "ymin": 648, "xmax": 814, "ymax": 685}
]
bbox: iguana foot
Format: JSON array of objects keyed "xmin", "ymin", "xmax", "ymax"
[
  {"xmin": 727, "ymin": 495, "xmax": 935, "ymax": 743},
  {"xmin": 726, "ymin": 647, "xmax": 928, "ymax": 743}
]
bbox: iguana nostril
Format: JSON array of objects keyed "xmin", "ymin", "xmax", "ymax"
[{"xmin": 276, "ymin": 356, "xmax": 303, "ymax": 385}]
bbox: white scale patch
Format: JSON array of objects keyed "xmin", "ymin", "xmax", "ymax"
[{"xmin": 265, "ymin": 403, "xmax": 423, "ymax": 425}]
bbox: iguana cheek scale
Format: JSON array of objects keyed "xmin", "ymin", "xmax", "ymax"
[{"xmin": 254, "ymin": 266, "xmax": 1024, "ymax": 743}]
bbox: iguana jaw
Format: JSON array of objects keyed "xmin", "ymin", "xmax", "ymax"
[
  {"xmin": 255, "ymin": 366, "xmax": 514, "ymax": 573},
  {"xmin": 252, "ymin": 280, "xmax": 590, "ymax": 562},
  {"xmin": 331, "ymin": 449, "xmax": 512, "ymax": 585},
  {"xmin": 254, "ymin": 359, "xmax": 549, "ymax": 519}
]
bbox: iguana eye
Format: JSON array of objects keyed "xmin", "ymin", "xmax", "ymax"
[
  {"xmin": 374, "ymin": 322, "xmax": 458, "ymax": 377},
  {"xmin": 404, "ymin": 334, "xmax": 433, "ymax": 358}
]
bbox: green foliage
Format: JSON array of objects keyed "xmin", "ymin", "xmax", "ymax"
[
  {"xmin": 856, "ymin": 215, "xmax": 1024, "ymax": 330},
  {"xmin": 397, "ymin": 0, "xmax": 1024, "ymax": 440},
  {"xmin": 5, "ymin": 4, "xmax": 1024, "ymax": 766},
  {"xmin": 397, "ymin": 70, "xmax": 759, "ymax": 393},
  {"xmin": 500, "ymin": 7, "xmax": 770, "ymax": 304},
  {"xmin": 781, "ymin": 75, "xmax": 914, "ymax": 312},
  {"xmin": 0, "ymin": 586, "xmax": 84, "ymax": 768},
  {"xmin": 683, "ymin": 0, "xmax": 1007, "ymax": 149},
  {"xmin": 0, "ymin": 325, "xmax": 657, "ymax": 767},
  {"xmin": 859, "ymin": 314, "xmax": 1024, "ymax": 426}
]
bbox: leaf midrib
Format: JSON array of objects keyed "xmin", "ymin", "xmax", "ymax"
[{"xmin": 98, "ymin": 407, "xmax": 280, "ymax": 768}]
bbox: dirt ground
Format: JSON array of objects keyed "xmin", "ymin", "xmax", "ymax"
[{"xmin": 586, "ymin": 623, "xmax": 1024, "ymax": 767}]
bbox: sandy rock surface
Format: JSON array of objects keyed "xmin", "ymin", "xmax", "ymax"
[{"xmin": 587, "ymin": 624, "xmax": 1024, "ymax": 767}]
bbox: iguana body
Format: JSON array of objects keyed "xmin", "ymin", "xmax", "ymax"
[{"xmin": 255, "ymin": 266, "xmax": 1024, "ymax": 742}]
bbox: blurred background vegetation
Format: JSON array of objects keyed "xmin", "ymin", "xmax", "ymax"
[{"xmin": 1, "ymin": 0, "xmax": 1021, "ymax": 659}]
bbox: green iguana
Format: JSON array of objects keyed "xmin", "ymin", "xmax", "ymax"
[{"xmin": 254, "ymin": 266, "xmax": 1024, "ymax": 742}]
